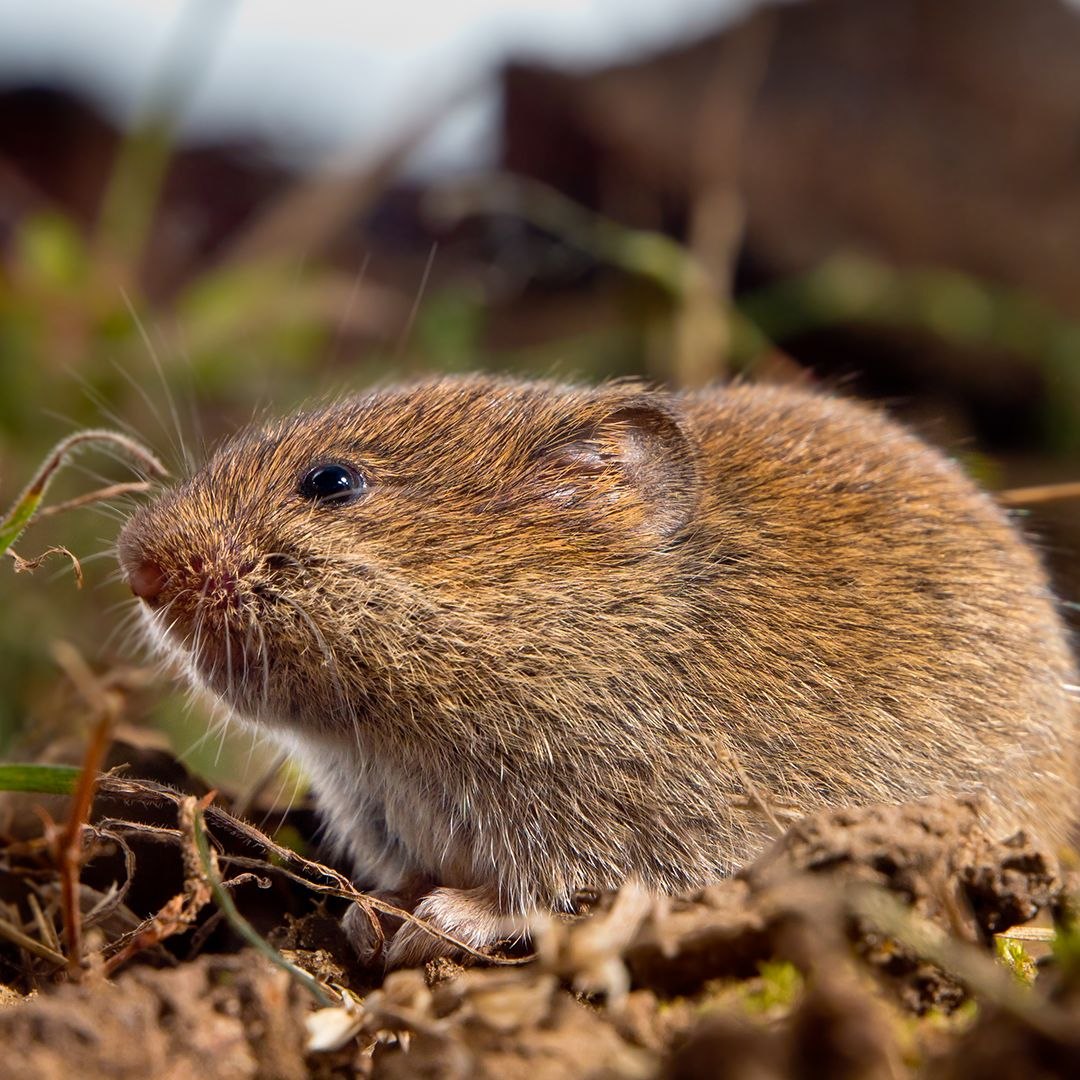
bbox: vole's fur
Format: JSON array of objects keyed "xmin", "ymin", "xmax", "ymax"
[{"xmin": 118, "ymin": 377, "xmax": 1079, "ymax": 965}]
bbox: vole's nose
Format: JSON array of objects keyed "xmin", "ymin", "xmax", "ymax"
[{"xmin": 128, "ymin": 560, "xmax": 166, "ymax": 604}]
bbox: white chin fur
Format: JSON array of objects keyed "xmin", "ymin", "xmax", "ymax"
[{"xmin": 136, "ymin": 603, "xmax": 213, "ymax": 700}]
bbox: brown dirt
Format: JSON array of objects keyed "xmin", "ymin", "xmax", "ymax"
[
  {"xmin": 0, "ymin": 954, "xmax": 310, "ymax": 1080},
  {"xmin": 0, "ymin": 786, "xmax": 1076, "ymax": 1079}
]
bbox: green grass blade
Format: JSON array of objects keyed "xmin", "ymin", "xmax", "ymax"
[
  {"xmin": 1, "ymin": 429, "xmax": 166, "ymax": 557},
  {"xmin": 0, "ymin": 764, "xmax": 82, "ymax": 795},
  {"xmin": 0, "ymin": 491, "xmax": 44, "ymax": 553}
]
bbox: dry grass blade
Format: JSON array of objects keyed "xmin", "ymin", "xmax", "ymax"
[
  {"xmin": 82, "ymin": 827, "xmax": 137, "ymax": 931},
  {"xmin": 850, "ymin": 885, "xmax": 1071, "ymax": 1039},
  {"xmin": 26, "ymin": 892, "xmax": 61, "ymax": 954},
  {"xmin": 8, "ymin": 546, "xmax": 84, "ymax": 587},
  {"xmin": 716, "ymin": 733, "xmax": 788, "ymax": 838},
  {"xmin": 102, "ymin": 795, "xmax": 213, "ymax": 976},
  {"xmin": 1, "ymin": 429, "xmax": 166, "ymax": 557},
  {"xmin": 997, "ymin": 481, "xmax": 1080, "ymax": 506},
  {"xmin": 100, "ymin": 895, "xmax": 187, "ymax": 977},
  {"xmin": 5, "ymin": 764, "xmax": 531, "ymax": 968},
  {"xmin": 49, "ymin": 643, "xmax": 127, "ymax": 976},
  {"xmin": 0, "ymin": 915, "xmax": 66, "ymax": 966},
  {"xmin": 996, "ymin": 926, "xmax": 1057, "ymax": 943}
]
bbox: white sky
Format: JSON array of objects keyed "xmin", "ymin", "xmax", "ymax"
[{"xmin": 0, "ymin": 0, "xmax": 765, "ymax": 170}]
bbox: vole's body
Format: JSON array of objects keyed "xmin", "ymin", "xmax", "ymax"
[{"xmin": 118, "ymin": 378, "xmax": 1078, "ymax": 963}]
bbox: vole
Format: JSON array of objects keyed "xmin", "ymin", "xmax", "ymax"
[{"xmin": 116, "ymin": 376, "xmax": 1079, "ymax": 967}]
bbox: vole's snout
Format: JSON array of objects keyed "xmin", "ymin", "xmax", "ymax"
[
  {"xmin": 128, "ymin": 559, "xmax": 166, "ymax": 605},
  {"xmin": 121, "ymin": 540, "xmax": 256, "ymax": 614},
  {"xmin": 186, "ymin": 556, "xmax": 254, "ymax": 609}
]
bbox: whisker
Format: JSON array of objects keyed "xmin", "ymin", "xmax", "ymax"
[
  {"xmin": 49, "ymin": 379, "xmax": 145, "ymax": 449},
  {"xmin": 395, "ymin": 241, "xmax": 438, "ymax": 358},
  {"xmin": 257, "ymin": 759, "xmax": 306, "ymax": 836},
  {"xmin": 98, "ymin": 602, "xmax": 147, "ymax": 655},
  {"xmin": 231, "ymin": 743, "xmax": 285, "ymax": 823},
  {"xmin": 118, "ymin": 290, "xmax": 194, "ymax": 473},
  {"xmin": 260, "ymin": 586, "xmax": 360, "ymax": 744},
  {"xmin": 251, "ymin": 613, "xmax": 271, "ymax": 718},
  {"xmin": 330, "ymin": 251, "xmax": 371, "ymax": 366},
  {"xmin": 164, "ymin": 330, "xmax": 207, "ymax": 467}
]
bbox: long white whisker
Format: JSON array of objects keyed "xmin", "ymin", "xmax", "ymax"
[
  {"xmin": 117, "ymin": 290, "xmax": 193, "ymax": 473},
  {"xmin": 395, "ymin": 241, "xmax": 438, "ymax": 358},
  {"xmin": 252, "ymin": 613, "xmax": 271, "ymax": 718}
]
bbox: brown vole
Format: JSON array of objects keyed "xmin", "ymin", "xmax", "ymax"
[{"xmin": 116, "ymin": 377, "xmax": 1079, "ymax": 966}]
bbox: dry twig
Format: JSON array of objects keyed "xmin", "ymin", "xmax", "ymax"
[{"xmin": 49, "ymin": 643, "xmax": 127, "ymax": 976}]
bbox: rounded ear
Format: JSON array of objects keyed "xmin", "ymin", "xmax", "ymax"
[{"xmin": 541, "ymin": 395, "xmax": 700, "ymax": 540}]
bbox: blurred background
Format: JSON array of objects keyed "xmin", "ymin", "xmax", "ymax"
[{"xmin": 2, "ymin": 0, "xmax": 1080, "ymax": 797}]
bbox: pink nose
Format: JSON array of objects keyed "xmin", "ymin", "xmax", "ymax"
[{"xmin": 128, "ymin": 560, "xmax": 166, "ymax": 603}]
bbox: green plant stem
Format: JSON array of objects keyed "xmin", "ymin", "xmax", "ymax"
[
  {"xmin": 1, "ymin": 429, "xmax": 166, "ymax": 555},
  {"xmin": 190, "ymin": 802, "xmax": 337, "ymax": 1007}
]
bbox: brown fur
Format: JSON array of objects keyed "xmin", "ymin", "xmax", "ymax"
[{"xmin": 117, "ymin": 377, "xmax": 1079, "ymax": 963}]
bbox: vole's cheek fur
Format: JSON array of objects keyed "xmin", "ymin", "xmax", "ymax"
[{"xmin": 118, "ymin": 376, "xmax": 1080, "ymax": 966}]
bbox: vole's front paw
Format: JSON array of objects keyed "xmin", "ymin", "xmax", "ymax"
[
  {"xmin": 385, "ymin": 886, "xmax": 523, "ymax": 969},
  {"xmin": 341, "ymin": 899, "xmax": 394, "ymax": 967}
]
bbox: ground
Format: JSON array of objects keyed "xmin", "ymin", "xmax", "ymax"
[{"xmin": 0, "ymin": 764, "xmax": 1077, "ymax": 1079}]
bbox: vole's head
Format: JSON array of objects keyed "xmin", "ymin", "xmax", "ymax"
[{"xmin": 117, "ymin": 377, "xmax": 700, "ymax": 737}]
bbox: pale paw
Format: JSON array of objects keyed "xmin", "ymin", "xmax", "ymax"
[{"xmin": 385, "ymin": 886, "xmax": 525, "ymax": 969}]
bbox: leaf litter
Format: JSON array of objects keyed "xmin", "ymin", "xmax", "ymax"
[{"xmin": 0, "ymin": 745, "xmax": 1077, "ymax": 1079}]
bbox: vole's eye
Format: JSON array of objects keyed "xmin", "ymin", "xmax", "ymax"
[{"xmin": 299, "ymin": 463, "xmax": 366, "ymax": 505}]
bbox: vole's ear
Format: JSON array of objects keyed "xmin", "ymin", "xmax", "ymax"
[{"xmin": 541, "ymin": 396, "xmax": 700, "ymax": 540}]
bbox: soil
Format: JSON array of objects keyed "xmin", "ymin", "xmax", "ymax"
[{"xmin": 0, "ymin": 765, "xmax": 1078, "ymax": 1079}]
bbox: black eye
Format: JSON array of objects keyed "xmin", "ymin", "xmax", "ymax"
[{"xmin": 299, "ymin": 463, "xmax": 366, "ymax": 505}]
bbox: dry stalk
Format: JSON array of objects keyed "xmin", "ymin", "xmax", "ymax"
[
  {"xmin": 2, "ymin": 428, "xmax": 166, "ymax": 558},
  {"xmin": 997, "ymin": 481, "xmax": 1080, "ymax": 507},
  {"xmin": 716, "ymin": 733, "xmax": 787, "ymax": 838},
  {"xmin": 37, "ymin": 481, "xmax": 153, "ymax": 519},
  {"xmin": 49, "ymin": 643, "xmax": 127, "ymax": 976}
]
